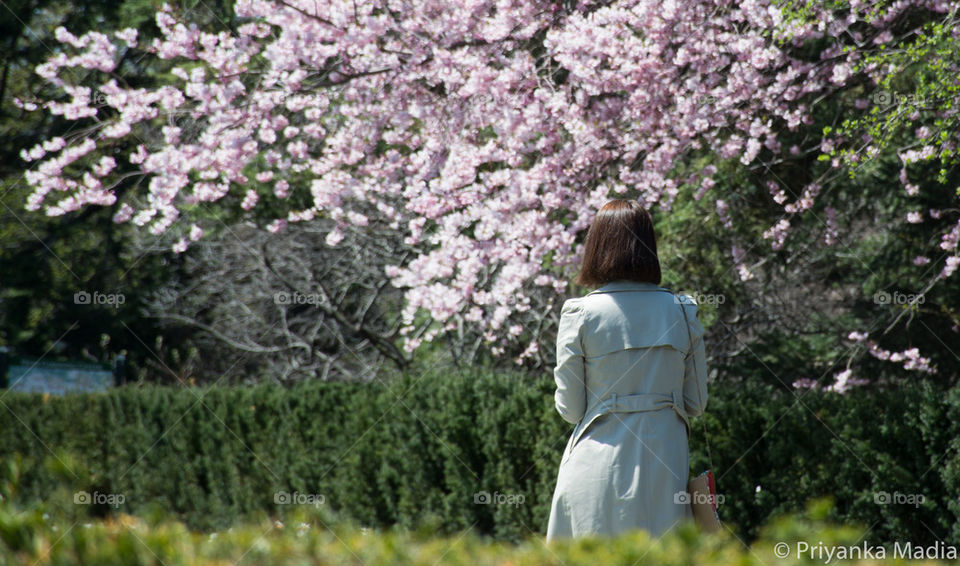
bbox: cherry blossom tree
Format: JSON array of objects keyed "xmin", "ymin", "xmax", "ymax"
[{"xmin": 17, "ymin": 0, "xmax": 959, "ymax": 385}]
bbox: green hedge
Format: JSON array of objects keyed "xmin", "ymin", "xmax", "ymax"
[
  {"xmin": 6, "ymin": 496, "xmax": 957, "ymax": 566},
  {"xmin": 0, "ymin": 365, "xmax": 957, "ymax": 545}
]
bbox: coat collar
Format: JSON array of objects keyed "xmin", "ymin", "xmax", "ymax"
[{"xmin": 586, "ymin": 279, "xmax": 669, "ymax": 296}]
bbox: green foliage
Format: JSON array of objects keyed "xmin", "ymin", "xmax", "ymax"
[
  {"xmin": 831, "ymin": 6, "xmax": 960, "ymax": 179},
  {"xmin": 0, "ymin": 0, "xmax": 243, "ymax": 383},
  {"xmin": 0, "ymin": 489, "xmax": 957, "ymax": 564},
  {"xmin": 0, "ymin": 366, "xmax": 957, "ymax": 546}
]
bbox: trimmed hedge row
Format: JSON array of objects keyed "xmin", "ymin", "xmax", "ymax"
[
  {"xmin": 1, "ymin": 365, "xmax": 957, "ymax": 544},
  {"xmin": 6, "ymin": 496, "xmax": 956, "ymax": 566}
]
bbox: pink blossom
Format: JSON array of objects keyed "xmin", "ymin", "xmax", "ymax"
[
  {"xmin": 112, "ymin": 203, "xmax": 134, "ymax": 223},
  {"xmin": 241, "ymin": 189, "xmax": 259, "ymax": 210},
  {"xmin": 825, "ymin": 369, "xmax": 868, "ymax": 393},
  {"xmin": 824, "ymin": 206, "xmax": 839, "ymax": 245},
  {"xmin": 273, "ymin": 180, "xmax": 290, "ymax": 198},
  {"xmin": 326, "ymin": 227, "xmax": 345, "ymax": 247},
  {"xmin": 762, "ymin": 218, "xmax": 791, "ymax": 250},
  {"xmin": 792, "ymin": 378, "xmax": 820, "ymax": 390},
  {"xmin": 20, "ymin": 0, "xmax": 958, "ymax": 365},
  {"xmin": 115, "ymin": 28, "xmax": 138, "ymax": 47},
  {"xmin": 941, "ymin": 256, "xmax": 960, "ymax": 280}
]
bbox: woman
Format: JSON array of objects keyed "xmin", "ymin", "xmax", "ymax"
[{"xmin": 546, "ymin": 198, "xmax": 709, "ymax": 542}]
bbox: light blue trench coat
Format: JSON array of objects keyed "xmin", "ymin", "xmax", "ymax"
[{"xmin": 546, "ymin": 279, "xmax": 709, "ymax": 541}]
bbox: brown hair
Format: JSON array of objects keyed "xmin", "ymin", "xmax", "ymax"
[{"xmin": 573, "ymin": 199, "xmax": 662, "ymax": 287}]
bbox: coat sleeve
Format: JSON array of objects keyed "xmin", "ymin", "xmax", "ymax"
[
  {"xmin": 680, "ymin": 299, "xmax": 709, "ymax": 417},
  {"xmin": 553, "ymin": 298, "xmax": 586, "ymax": 424}
]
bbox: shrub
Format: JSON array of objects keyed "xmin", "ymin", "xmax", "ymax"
[
  {"xmin": 0, "ymin": 496, "xmax": 957, "ymax": 565},
  {"xmin": 0, "ymin": 365, "xmax": 957, "ymax": 544}
]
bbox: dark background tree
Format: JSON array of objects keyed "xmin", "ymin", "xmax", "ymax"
[{"xmin": 0, "ymin": 0, "xmax": 237, "ymax": 383}]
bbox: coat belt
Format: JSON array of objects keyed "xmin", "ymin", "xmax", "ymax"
[{"xmin": 565, "ymin": 391, "xmax": 690, "ymax": 458}]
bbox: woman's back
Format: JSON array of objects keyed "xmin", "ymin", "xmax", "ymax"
[
  {"xmin": 581, "ymin": 281, "xmax": 701, "ymax": 403},
  {"xmin": 552, "ymin": 280, "xmax": 707, "ymax": 427},
  {"xmin": 546, "ymin": 199, "xmax": 709, "ymax": 542},
  {"xmin": 547, "ymin": 279, "xmax": 708, "ymax": 541}
]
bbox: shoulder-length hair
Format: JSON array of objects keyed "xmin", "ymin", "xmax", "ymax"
[{"xmin": 574, "ymin": 199, "xmax": 662, "ymax": 287}]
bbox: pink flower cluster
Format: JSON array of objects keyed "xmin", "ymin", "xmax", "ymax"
[
  {"xmin": 21, "ymin": 0, "xmax": 957, "ymax": 370},
  {"xmin": 847, "ymin": 331, "xmax": 937, "ymax": 375}
]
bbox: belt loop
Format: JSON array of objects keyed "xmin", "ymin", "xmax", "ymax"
[
  {"xmin": 671, "ymin": 390, "xmax": 691, "ymax": 437},
  {"xmin": 611, "ymin": 392, "xmax": 618, "ymax": 411}
]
